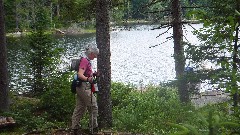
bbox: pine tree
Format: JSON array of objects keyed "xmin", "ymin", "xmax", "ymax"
[
  {"xmin": 0, "ymin": 0, "xmax": 9, "ymax": 112},
  {"xmin": 96, "ymin": 0, "xmax": 113, "ymax": 128}
]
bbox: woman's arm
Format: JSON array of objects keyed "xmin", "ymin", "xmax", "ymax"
[{"xmin": 78, "ymin": 68, "xmax": 93, "ymax": 83}]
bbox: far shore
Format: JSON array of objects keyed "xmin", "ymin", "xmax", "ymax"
[{"xmin": 6, "ymin": 19, "xmax": 201, "ymax": 37}]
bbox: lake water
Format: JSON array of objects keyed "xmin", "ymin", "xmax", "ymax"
[{"xmin": 7, "ymin": 24, "xmax": 204, "ymax": 92}]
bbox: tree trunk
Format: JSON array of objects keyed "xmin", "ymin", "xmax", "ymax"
[
  {"xmin": 171, "ymin": 0, "xmax": 189, "ymax": 103},
  {"xmin": 0, "ymin": 0, "xmax": 9, "ymax": 112},
  {"xmin": 96, "ymin": 0, "xmax": 112, "ymax": 128},
  {"xmin": 232, "ymin": 0, "xmax": 240, "ymax": 107},
  {"xmin": 56, "ymin": 3, "xmax": 60, "ymax": 20},
  {"xmin": 15, "ymin": 3, "xmax": 19, "ymax": 31},
  {"xmin": 232, "ymin": 25, "xmax": 239, "ymax": 108}
]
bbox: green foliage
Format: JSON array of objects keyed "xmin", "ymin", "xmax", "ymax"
[
  {"xmin": 1, "ymin": 82, "xmax": 240, "ymax": 134},
  {"xmin": 32, "ymin": 7, "xmax": 51, "ymax": 31},
  {"xmin": 199, "ymin": 104, "xmax": 240, "ymax": 134},
  {"xmin": 111, "ymin": 83, "xmax": 240, "ymax": 134},
  {"xmin": 111, "ymin": 82, "xmax": 134, "ymax": 108},
  {"xmin": 4, "ymin": 0, "xmax": 206, "ymax": 32},
  {"xmin": 130, "ymin": 0, "xmax": 148, "ymax": 19},
  {"xmin": 166, "ymin": 123, "xmax": 196, "ymax": 135},
  {"xmin": 24, "ymin": 6, "xmax": 63, "ymax": 96},
  {"xmin": 56, "ymin": 0, "xmax": 96, "ymax": 25},
  {"xmin": 4, "ymin": 0, "xmax": 98, "ymax": 32},
  {"xmin": 112, "ymin": 84, "xmax": 197, "ymax": 134},
  {"xmin": 185, "ymin": 0, "xmax": 240, "ymax": 109},
  {"xmin": 1, "ymin": 72, "xmax": 76, "ymax": 132},
  {"xmin": 4, "ymin": 0, "xmax": 16, "ymax": 32},
  {"xmin": 3, "ymin": 95, "xmax": 56, "ymax": 132},
  {"xmin": 196, "ymin": 112, "xmax": 238, "ymax": 134},
  {"xmin": 165, "ymin": 105, "xmax": 240, "ymax": 135},
  {"xmin": 110, "ymin": 7, "xmax": 125, "ymax": 23},
  {"xmin": 39, "ymin": 72, "xmax": 75, "ymax": 122},
  {"xmin": 26, "ymin": 30, "xmax": 63, "ymax": 95}
]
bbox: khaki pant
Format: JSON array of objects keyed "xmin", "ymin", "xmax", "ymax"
[{"xmin": 71, "ymin": 82, "xmax": 98, "ymax": 130}]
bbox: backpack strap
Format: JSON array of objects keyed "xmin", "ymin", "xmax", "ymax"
[{"xmin": 77, "ymin": 57, "xmax": 83, "ymax": 72}]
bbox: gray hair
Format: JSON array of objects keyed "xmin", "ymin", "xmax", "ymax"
[{"xmin": 85, "ymin": 44, "xmax": 99, "ymax": 56}]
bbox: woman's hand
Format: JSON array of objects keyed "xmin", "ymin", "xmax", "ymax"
[
  {"xmin": 93, "ymin": 71, "xmax": 100, "ymax": 77},
  {"xmin": 87, "ymin": 77, "xmax": 93, "ymax": 83}
]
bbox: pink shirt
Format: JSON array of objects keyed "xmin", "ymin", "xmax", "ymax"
[{"xmin": 79, "ymin": 57, "xmax": 92, "ymax": 77}]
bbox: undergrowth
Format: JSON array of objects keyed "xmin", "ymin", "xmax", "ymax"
[{"xmin": 0, "ymin": 80, "xmax": 239, "ymax": 134}]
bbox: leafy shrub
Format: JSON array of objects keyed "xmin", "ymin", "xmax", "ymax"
[
  {"xmin": 112, "ymin": 84, "xmax": 197, "ymax": 134},
  {"xmin": 2, "ymin": 95, "xmax": 56, "ymax": 132},
  {"xmin": 3, "ymin": 82, "xmax": 239, "ymax": 134},
  {"xmin": 40, "ymin": 72, "xmax": 75, "ymax": 122},
  {"xmin": 2, "ymin": 72, "xmax": 76, "ymax": 132},
  {"xmin": 111, "ymin": 82, "xmax": 135, "ymax": 108},
  {"xmin": 39, "ymin": 71, "xmax": 91, "ymax": 129},
  {"xmin": 111, "ymin": 83, "xmax": 239, "ymax": 134}
]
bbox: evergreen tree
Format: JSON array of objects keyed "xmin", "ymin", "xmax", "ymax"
[
  {"xmin": 172, "ymin": 0, "xmax": 189, "ymax": 103},
  {"xmin": 26, "ymin": 7, "xmax": 62, "ymax": 96},
  {"xmin": 0, "ymin": 0, "xmax": 9, "ymax": 111},
  {"xmin": 145, "ymin": 0, "xmax": 190, "ymax": 102},
  {"xmin": 96, "ymin": 0, "xmax": 113, "ymax": 128}
]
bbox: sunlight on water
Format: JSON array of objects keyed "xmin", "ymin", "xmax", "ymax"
[
  {"xmin": 111, "ymin": 26, "xmax": 175, "ymax": 86},
  {"xmin": 7, "ymin": 24, "xmax": 204, "ymax": 91},
  {"xmin": 110, "ymin": 24, "xmax": 203, "ymax": 87}
]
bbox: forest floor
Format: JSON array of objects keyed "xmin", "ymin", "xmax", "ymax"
[{"xmin": 1, "ymin": 128, "xmax": 137, "ymax": 135}]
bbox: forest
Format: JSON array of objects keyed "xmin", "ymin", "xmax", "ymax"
[
  {"xmin": 0, "ymin": 0, "xmax": 240, "ymax": 135},
  {"xmin": 3, "ymin": 0, "xmax": 209, "ymax": 33}
]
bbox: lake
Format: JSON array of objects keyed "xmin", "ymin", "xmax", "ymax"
[{"xmin": 7, "ymin": 24, "xmax": 203, "ymax": 92}]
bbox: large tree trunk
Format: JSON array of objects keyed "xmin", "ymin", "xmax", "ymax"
[
  {"xmin": 96, "ymin": 0, "xmax": 112, "ymax": 128},
  {"xmin": 0, "ymin": 0, "xmax": 9, "ymax": 112},
  {"xmin": 171, "ymin": 0, "xmax": 189, "ymax": 103},
  {"xmin": 232, "ymin": 0, "xmax": 240, "ymax": 107}
]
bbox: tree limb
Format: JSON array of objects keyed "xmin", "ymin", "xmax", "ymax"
[
  {"xmin": 149, "ymin": 36, "xmax": 173, "ymax": 48},
  {"xmin": 156, "ymin": 26, "xmax": 172, "ymax": 38}
]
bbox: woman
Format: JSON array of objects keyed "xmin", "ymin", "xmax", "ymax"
[{"xmin": 71, "ymin": 44, "xmax": 99, "ymax": 135}]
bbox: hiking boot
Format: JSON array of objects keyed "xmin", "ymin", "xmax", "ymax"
[
  {"xmin": 81, "ymin": 128, "xmax": 90, "ymax": 134},
  {"xmin": 70, "ymin": 129, "xmax": 83, "ymax": 135},
  {"xmin": 93, "ymin": 127, "xmax": 98, "ymax": 133},
  {"xmin": 89, "ymin": 127, "xmax": 99, "ymax": 135}
]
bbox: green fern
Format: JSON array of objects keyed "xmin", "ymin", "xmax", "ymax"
[
  {"xmin": 181, "ymin": 124, "xmax": 201, "ymax": 135},
  {"xmin": 167, "ymin": 111, "xmax": 240, "ymax": 135},
  {"xmin": 196, "ymin": 112, "xmax": 208, "ymax": 126},
  {"xmin": 167, "ymin": 122, "xmax": 190, "ymax": 135}
]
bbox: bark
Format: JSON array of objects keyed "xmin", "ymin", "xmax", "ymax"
[
  {"xmin": 0, "ymin": 0, "xmax": 9, "ymax": 112},
  {"xmin": 171, "ymin": 0, "xmax": 189, "ymax": 103},
  {"xmin": 96, "ymin": 0, "xmax": 112, "ymax": 128},
  {"xmin": 232, "ymin": 0, "xmax": 240, "ymax": 107},
  {"xmin": 232, "ymin": 25, "xmax": 239, "ymax": 107}
]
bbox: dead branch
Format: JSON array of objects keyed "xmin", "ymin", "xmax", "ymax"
[
  {"xmin": 149, "ymin": 36, "xmax": 173, "ymax": 48},
  {"xmin": 156, "ymin": 27, "xmax": 172, "ymax": 38}
]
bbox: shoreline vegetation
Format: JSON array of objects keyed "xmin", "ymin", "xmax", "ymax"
[
  {"xmin": 1, "ymin": 82, "xmax": 235, "ymax": 135},
  {"xmin": 6, "ymin": 19, "xmax": 200, "ymax": 37}
]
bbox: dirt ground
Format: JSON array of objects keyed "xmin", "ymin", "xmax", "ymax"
[{"xmin": 20, "ymin": 128, "xmax": 135, "ymax": 135}]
